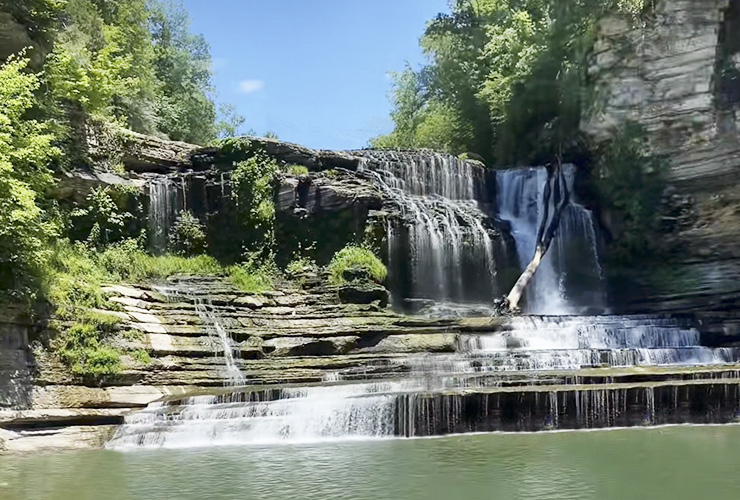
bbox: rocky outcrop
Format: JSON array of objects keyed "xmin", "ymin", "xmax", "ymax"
[
  {"xmin": 194, "ymin": 136, "xmax": 361, "ymax": 172},
  {"xmin": 0, "ymin": 275, "xmax": 512, "ymax": 446},
  {"xmin": 0, "ymin": 12, "xmax": 43, "ymax": 67},
  {"xmin": 583, "ymin": 0, "xmax": 739, "ymax": 191},
  {"xmin": 584, "ymin": 0, "xmax": 740, "ymax": 320}
]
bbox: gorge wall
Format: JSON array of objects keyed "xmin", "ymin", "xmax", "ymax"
[{"xmin": 583, "ymin": 0, "xmax": 740, "ymax": 341}]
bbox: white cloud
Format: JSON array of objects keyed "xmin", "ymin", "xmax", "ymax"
[{"xmin": 238, "ymin": 79, "xmax": 265, "ymax": 94}]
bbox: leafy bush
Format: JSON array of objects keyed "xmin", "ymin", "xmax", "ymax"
[
  {"xmin": 286, "ymin": 256, "xmax": 317, "ymax": 275},
  {"xmin": 232, "ymin": 153, "xmax": 279, "ymax": 255},
  {"xmin": 71, "ymin": 186, "xmax": 134, "ymax": 248},
  {"xmin": 54, "ymin": 322, "xmax": 122, "ymax": 378},
  {"xmin": 0, "ymin": 55, "xmax": 59, "ymax": 299},
  {"xmin": 285, "ymin": 164, "xmax": 309, "ymax": 176},
  {"xmin": 327, "ymin": 245, "xmax": 387, "ymax": 285},
  {"xmin": 169, "ymin": 211, "xmax": 207, "ymax": 256},
  {"xmin": 593, "ymin": 124, "xmax": 667, "ymax": 265},
  {"xmin": 227, "ymin": 260, "xmax": 276, "ymax": 293}
]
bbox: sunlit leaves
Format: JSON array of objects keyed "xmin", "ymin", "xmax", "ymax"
[{"xmin": 0, "ymin": 56, "xmax": 58, "ymax": 295}]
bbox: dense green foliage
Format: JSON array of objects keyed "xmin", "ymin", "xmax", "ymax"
[
  {"xmin": 328, "ymin": 245, "xmax": 387, "ymax": 285},
  {"xmin": 593, "ymin": 124, "xmax": 666, "ymax": 265},
  {"xmin": 7, "ymin": 0, "xmax": 241, "ymax": 144},
  {"xmin": 0, "ymin": 56, "xmax": 59, "ymax": 298},
  {"xmin": 169, "ymin": 211, "xmax": 207, "ymax": 256},
  {"xmin": 0, "ymin": 0, "xmax": 242, "ymax": 301},
  {"xmin": 231, "ymin": 152, "xmax": 280, "ymax": 258},
  {"xmin": 70, "ymin": 186, "xmax": 139, "ymax": 247},
  {"xmin": 373, "ymin": 0, "xmax": 651, "ymax": 165},
  {"xmin": 54, "ymin": 315, "xmax": 123, "ymax": 378}
]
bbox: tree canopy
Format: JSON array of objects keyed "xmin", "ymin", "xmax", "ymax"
[
  {"xmin": 373, "ymin": 0, "xmax": 651, "ymax": 166},
  {"xmin": 13, "ymin": 0, "xmax": 242, "ymax": 145}
]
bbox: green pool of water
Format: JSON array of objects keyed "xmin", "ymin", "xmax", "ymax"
[{"xmin": 2, "ymin": 425, "xmax": 739, "ymax": 500}]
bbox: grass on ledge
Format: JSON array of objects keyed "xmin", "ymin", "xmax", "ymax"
[
  {"xmin": 327, "ymin": 245, "xmax": 387, "ymax": 285},
  {"xmin": 47, "ymin": 239, "xmax": 276, "ymax": 314},
  {"xmin": 45, "ymin": 239, "xmax": 276, "ymax": 380}
]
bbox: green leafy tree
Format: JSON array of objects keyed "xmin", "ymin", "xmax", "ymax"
[
  {"xmin": 169, "ymin": 211, "xmax": 207, "ymax": 256},
  {"xmin": 0, "ymin": 55, "xmax": 58, "ymax": 296},
  {"xmin": 232, "ymin": 153, "xmax": 279, "ymax": 257},
  {"xmin": 149, "ymin": 0, "xmax": 219, "ymax": 144},
  {"xmin": 45, "ymin": 0, "xmax": 159, "ymax": 132},
  {"xmin": 374, "ymin": 0, "xmax": 653, "ymax": 164},
  {"xmin": 71, "ymin": 186, "xmax": 133, "ymax": 248}
]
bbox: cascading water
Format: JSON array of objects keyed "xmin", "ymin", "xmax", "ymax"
[
  {"xmin": 357, "ymin": 152, "xmax": 505, "ymax": 304},
  {"xmin": 496, "ymin": 165, "xmax": 605, "ymax": 315},
  {"xmin": 109, "ymin": 156, "xmax": 740, "ymax": 450},
  {"xmin": 156, "ymin": 285, "xmax": 245, "ymax": 386},
  {"xmin": 146, "ymin": 174, "xmax": 188, "ymax": 253},
  {"xmin": 108, "ymin": 314, "xmax": 740, "ymax": 449}
]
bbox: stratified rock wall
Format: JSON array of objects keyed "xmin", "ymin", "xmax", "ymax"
[
  {"xmin": 584, "ymin": 0, "xmax": 740, "ymax": 330},
  {"xmin": 584, "ymin": 0, "xmax": 739, "ymax": 191}
]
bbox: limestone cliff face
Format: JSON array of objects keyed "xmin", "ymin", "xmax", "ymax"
[
  {"xmin": 583, "ymin": 0, "xmax": 739, "ymax": 191},
  {"xmin": 583, "ymin": 0, "xmax": 740, "ymax": 337}
]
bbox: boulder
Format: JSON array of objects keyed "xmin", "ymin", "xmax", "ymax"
[
  {"xmin": 337, "ymin": 283, "xmax": 389, "ymax": 307},
  {"xmin": 355, "ymin": 334, "xmax": 458, "ymax": 354},
  {"xmin": 263, "ymin": 336, "xmax": 359, "ymax": 357}
]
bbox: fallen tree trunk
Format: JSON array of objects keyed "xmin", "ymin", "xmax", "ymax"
[{"xmin": 505, "ymin": 157, "xmax": 570, "ymax": 313}]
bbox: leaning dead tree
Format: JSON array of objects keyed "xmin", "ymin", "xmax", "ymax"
[{"xmin": 503, "ymin": 154, "xmax": 570, "ymax": 313}]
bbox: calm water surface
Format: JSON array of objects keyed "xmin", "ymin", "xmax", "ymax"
[{"xmin": 2, "ymin": 425, "xmax": 739, "ymax": 500}]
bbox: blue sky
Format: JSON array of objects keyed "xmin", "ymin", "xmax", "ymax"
[{"xmin": 182, "ymin": 0, "xmax": 449, "ymax": 150}]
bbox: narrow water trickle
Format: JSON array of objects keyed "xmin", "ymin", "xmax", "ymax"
[{"xmin": 156, "ymin": 285, "xmax": 245, "ymax": 386}]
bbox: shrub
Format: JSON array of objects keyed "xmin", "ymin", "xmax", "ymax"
[
  {"xmin": 169, "ymin": 211, "xmax": 207, "ymax": 256},
  {"xmin": 71, "ymin": 187, "xmax": 134, "ymax": 248},
  {"xmin": 285, "ymin": 164, "xmax": 309, "ymax": 176},
  {"xmin": 232, "ymin": 153, "xmax": 279, "ymax": 255},
  {"xmin": 327, "ymin": 245, "xmax": 387, "ymax": 285},
  {"xmin": 286, "ymin": 256, "xmax": 317, "ymax": 275},
  {"xmin": 54, "ymin": 322, "xmax": 121, "ymax": 378}
]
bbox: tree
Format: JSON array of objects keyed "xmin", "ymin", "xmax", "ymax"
[
  {"xmin": 149, "ymin": 0, "xmax": 218, "ymax": 144},
  {"xmin": 504, "ymin": 156, "xmax": 569, "ymax": 312},
  {"xmin": 0, "ymin": 56, "xmax": 58, "ymax": 296},
  {"xmin": 374, "ymin": 0, "xmax": 653, "ymax": 164},
  {"xmin": 46, "ymin": 0, "xmax": 160, "ymax": 132}
]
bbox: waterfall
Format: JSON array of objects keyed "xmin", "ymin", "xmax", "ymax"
[
  {"xmin": 146, "ymin": 175, "xmax": 188, "ymax": 253},
  {"xmin": 156, "ymin": 285, "xmax": 245, "ymax": 386},
  {"xmin": 496, "ymin": 165, "xmax": 604, "ymax": 315},
  {"xmin": 108, "ymin": 314, "xmax": 740, "ymax": 449},
  {"xmin": 358, "ymin": 152, "xmax": 501, "ymax": 304}
]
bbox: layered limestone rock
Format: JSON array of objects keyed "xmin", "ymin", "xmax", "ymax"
[
  {"xmin": 583, "ymin": 0, "xmax": 738, "ymax": 190},
  {"xmin": 584, "ymin": 0, "xmax": 740, "ymax": 320},
  {"xmin": 0, "ymin": 275, "xmax": 510, "ymax": 448}
]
